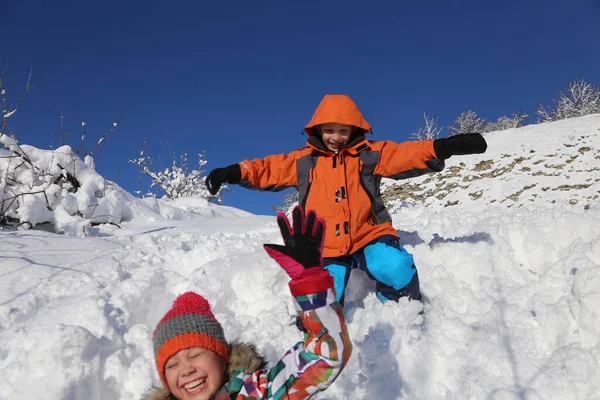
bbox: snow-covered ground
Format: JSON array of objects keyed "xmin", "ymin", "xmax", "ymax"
[
  {"xmin": 383, "ymin": 114, "xmax": 600, "ymax": 214},
  {"xmin": 1, "ymin": 116, "xmax": 599, "ymax": 400}
]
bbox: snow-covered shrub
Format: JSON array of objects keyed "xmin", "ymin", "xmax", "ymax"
[
  {"xmin": 1, "ymin": 68, "xmax": 129, "ymax": 234},
  {"xmin": 484, "ymin": 112, "xmax": 529, "ymax": 132},
  {"xmin": 537, "ymin": 79, "xmax": 600, "ymax": 123},
  {"xmin": 411, "ymin": 112, "xmax": 443, "ymax": 140},
  {"xmin": 0, "ymin": 141, "xmax": 131, "ymax": 234},
  {"xmin": 273, "ymin": 190, "xmax": 298, "ymax": 216},
  {"xmin": 449, "ymin": 110, "xmax": 486, "ymax": 135},
  {"xmin": 131, "ymin": 148, "xmax": 223, "ymax": 203}
]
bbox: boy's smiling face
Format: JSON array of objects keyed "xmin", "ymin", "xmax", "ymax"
[
  {"xmin": 319, "ymin": 123, "xmax": 355, "ymax": 152},
  {"xmin": 165, "ymin": 347, "xmax": 225, "ymax": 400}
]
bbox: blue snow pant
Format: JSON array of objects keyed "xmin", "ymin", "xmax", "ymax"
[{"xmin": 323, "ymin": 235, "xmax": 421, "ymax": 305}]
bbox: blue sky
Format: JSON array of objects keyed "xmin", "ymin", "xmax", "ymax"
[{"xmin": 2, "ymin": 0, "xmax": 599, "ymax": 215}]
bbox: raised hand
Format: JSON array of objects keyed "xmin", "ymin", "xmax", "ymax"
[{"xmin": 263, "ymin": 206, "xmax": 325, "ymax": 279}]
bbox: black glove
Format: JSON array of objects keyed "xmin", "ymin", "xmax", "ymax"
[
  {"xmin": 263, "ymin": 206, "xmax": 325, "ymax": 279},
  {"xmin": 433, "ymin": 132, "xmax": 488, "ymax": 160},
  {"xmin": 206, "ymin": 164, "xmax": 242, "ymax": 195}
]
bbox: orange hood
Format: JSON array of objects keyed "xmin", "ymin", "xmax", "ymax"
[{"xmin": 304, "ymin": 94, "xmax": 371, "ymax": 136}]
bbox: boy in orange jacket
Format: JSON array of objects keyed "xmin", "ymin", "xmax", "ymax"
[{"xmin": 207, "ymin": 94, "xmax": 487, "ymax": 305}]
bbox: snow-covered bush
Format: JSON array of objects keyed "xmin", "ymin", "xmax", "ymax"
[
  {"xmin": 411, "ymin": 112, "xmax": 443, "ymax": 140},
  {"xmin": 1, "ymin": 68, "xmax": 130, "ymax": 234},
  {"xmin": 131, "ymin": 147, "xmax": 223, "ymax": 203},
  {"xmin": 0, "ymin": 141, "xmax": 131, "ymax": 234},
  {"xmin": 449, "ymin": 110, "xmax": 486, "ymax": 135},
  {"xmin": 537, "ymin": 79, "xmax": 600, "ymax": 123},
  {"xmin": 484, "ymin": 112, "xmax": 529, "ymax": 132},
  {"xmin": 273, "ymin": 190, "xmax": 298, "ymax": 215}
]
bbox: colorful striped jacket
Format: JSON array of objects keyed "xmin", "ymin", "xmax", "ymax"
[
  {"xmin": 145, "ymin": 269, "xmax": 351, "ymax": 400},
  {"xmin": 216, "ymin": 269, "xmax": 351, "ymax": 399}
]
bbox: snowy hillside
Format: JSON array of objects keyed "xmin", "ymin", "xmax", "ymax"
[
  {"xmin": 1, "ymin": 115, "xmax": 600, "ymax": 400},
  {"xmin": 383, "ymin": 114, "xmax": 600, "ymax": 213}
]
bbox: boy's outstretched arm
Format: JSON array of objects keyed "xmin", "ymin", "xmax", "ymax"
[
  {"xmin": 375, "ymin": 132, "xmax": 487, "ymax": 178},
  {"xmin": 206, "ymin": 152, "xmax": 299, "ymax": 195}
]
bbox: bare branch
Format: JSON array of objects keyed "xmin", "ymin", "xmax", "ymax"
[
  {"xmin": 59, "ymin": 107, "xmax": 67, "ymax": 146},
  {"xmin": 76, "ymin": 114, "xmax": 88, "ymax": 156},
  {"xmin": 0, "ymin": 189, "xmax": 52, "ymax": 217},
  {"xmin": 89, "ymin": 100, "xmax": 124, "ymax": 159},
  {"xmin": 1, "ymin": 68, "xmax": 35, "ymax": 135},
  {"xmin": 13, "ymin": 68, "xmax": 35, "ymax": 114},
  {"xmin": 134, "ymin": 138, "xmax": 148, "ymax": 198}
]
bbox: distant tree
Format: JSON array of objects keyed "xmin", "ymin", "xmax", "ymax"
[
  {"xmin": 484, "ymin": 112, "xmax": 529, "ymax": 132},
  {"xmin": 130, "ymin": 141, "xmax": 223, "ymax": 203},
  {"xmin": 411, "ymin": 112, "xmax": 443, "ymax": 140},
  {"xmin": 537, "ymin": 79, "xmax": 600, "ymax": 123},
  {"xmin": 449, "ymin": 110, "xmax": 486, "ymax": 135}
]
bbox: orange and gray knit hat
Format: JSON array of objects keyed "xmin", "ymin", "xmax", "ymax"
[{"xmin": 152, "ymin": 292, "xmax": 231, "ymax": 388}]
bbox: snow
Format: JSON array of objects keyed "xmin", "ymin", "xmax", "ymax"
[
  {"xmin": 2, "ymin": 109, "xmax": 16, "ymax": 119},
  {"xmin": 383, "ymin": 114, "xmax": 600, "ymax": 214},
  {"xmin": 1, "ymin": 115, "xmax": 600, "ymax": 400}
]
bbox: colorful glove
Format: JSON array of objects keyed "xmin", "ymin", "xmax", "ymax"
[
  {"xmin": 263, "ymin": 206, "xmax": 325, "ymax": 280},
  {"xmin": 206, "ymin": 164, "xmax": 242, "ymax": 195},
  {"xmin": 433, "ymin": 132, "xmax": 488, "ymax": 160}
]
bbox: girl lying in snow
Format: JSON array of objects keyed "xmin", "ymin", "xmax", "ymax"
[{"xmin": 145, "ymin": 206, "xmax": 352, "ymax": 400}]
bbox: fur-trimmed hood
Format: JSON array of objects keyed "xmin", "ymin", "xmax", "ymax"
[{"xmin": 143, "ymin": 342, "xmax": 266, "ymax": 400}]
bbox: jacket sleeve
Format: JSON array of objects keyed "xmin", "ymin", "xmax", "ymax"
[
  {"xmin": 235, "ymin": 269, "xmax": 352, "ymax": 400},
  {"xmin": 374, "ymin": 139, "xmax": 445, "ymax": 179},
  {"xmin": 238, "ymin": 151, "xmax": 299, "ymax": 191}
]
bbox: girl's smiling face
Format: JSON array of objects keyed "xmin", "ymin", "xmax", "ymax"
[{"xmin": 165, "ymin": 347, "xmax": 225, "ymax": 400}]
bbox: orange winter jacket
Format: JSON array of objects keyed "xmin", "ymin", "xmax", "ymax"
[{"xmin": 239, "ymin": 95, "xmax": 444, "ymax": 258}]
